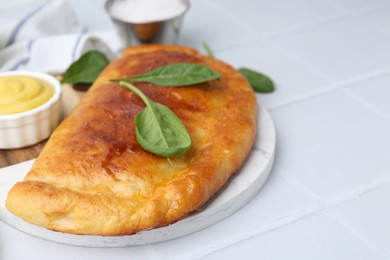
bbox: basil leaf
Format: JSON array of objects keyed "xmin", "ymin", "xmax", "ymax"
[
  {"xmin": 239, "ymin": 68, "xmax": 275, "ymax": 93},
  {"xmin": 202, "ymin": 42, "xmax": 216, "ymax": 60},
  {"xmin": 135, "ymin": 102, "xmax": 192, "ymax": 157},
  {"xmin": 61, "ymin": 50, "xmax": 109, "ymax": 84},
  {"xmin": 119, "ymin": 81, "xmax": 191, "ymax": 157},
  {"xmin": 113, "ymin": 63, "xmax": 221, "ymax": 86}
]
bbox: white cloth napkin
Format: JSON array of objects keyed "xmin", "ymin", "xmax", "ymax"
[{"xmin": 0, "ymin": 0, "xmax": 120, "ymax": 73}]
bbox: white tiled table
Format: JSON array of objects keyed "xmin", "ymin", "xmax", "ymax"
[{"xmin": 1, "ymin": 0, "xmax": 390, "ymax": 259}]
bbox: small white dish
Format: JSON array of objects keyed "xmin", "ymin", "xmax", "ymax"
[{"xmin": 0, "ymin": 71, "xmax": 62, "ymax": 149}]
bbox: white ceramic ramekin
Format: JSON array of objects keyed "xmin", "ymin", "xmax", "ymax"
[{"xmin": 0, "ymin": 71, "xmax": 62, "ymax": 149}]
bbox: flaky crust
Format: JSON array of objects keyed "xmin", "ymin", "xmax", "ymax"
[{"xmin": 6, "ymin": 45, "xmax": 257, "ymax": 235}]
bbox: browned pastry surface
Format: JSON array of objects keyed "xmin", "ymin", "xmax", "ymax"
[{"xmin": 6, "ymin": 45, "xmax": 257, "ymax": 235}]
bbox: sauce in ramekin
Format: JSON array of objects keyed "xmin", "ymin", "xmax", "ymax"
[{"xmin": 0, "ymin": 75, "xmax": 54, "ymax": 115}]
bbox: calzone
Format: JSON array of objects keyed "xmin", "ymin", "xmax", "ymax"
[{"xmin": 6, "ymin": 45, "xmax": 257, "ymax": 235}]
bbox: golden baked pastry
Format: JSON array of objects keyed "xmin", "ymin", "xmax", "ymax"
[{"xmin": 6, "ymin": 45, "xmax": 257, "ymax": 236}]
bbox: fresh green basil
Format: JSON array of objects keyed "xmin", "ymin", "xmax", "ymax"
[
  {"xmin": 113, "ymin": 63, "xmax": 220, "ymax": 157},
  {"xmin": 201, "ymin": 42, "xmax": 275, "ymax": 93},
  {"xmin": 113, "ymin": 63, "xmax": 221, "ymax": 86},
  {"xmin": 239, "ymin": 68, "xmax": 275, "ymax": 93},
  {"xmin": 61, "ymin": 50, "xmax": 109, "ymax": 84},
  {"xmin": 119, "ymin": 81, "xmax": 192, "ymax": 157},
  {"xmin": 202, "ymin": 42, "xmax": 216, "ymax": 60}
]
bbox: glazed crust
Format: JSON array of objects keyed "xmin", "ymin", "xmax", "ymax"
[{"xmin": 6, "ymin": 45, "xmax": 257, "ymax": 235}]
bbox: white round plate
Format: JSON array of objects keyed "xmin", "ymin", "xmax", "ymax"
[{"xmin": 0, "ymin": 104, "xmax": 276, "ymax": 247}]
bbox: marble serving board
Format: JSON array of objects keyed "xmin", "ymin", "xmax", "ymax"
[{"xmin": 0, "ymin": 104, "xmax": 276, "ymax": 247}]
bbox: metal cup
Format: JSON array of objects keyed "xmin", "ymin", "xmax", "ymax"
[{"xmin": 105, "ymin": 0, "xmax": 190, "ymax": 46}]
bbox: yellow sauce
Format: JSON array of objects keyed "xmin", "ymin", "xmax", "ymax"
[{"xmin": 0, "ymin": 75, "xmax": 54, "ymax": 115}]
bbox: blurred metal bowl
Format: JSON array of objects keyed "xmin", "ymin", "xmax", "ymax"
[{"xmin": 105, "ymin": 0, "xmax": 190, "ymax": 46}]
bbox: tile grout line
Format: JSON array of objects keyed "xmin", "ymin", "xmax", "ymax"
[
  {"xmin": 306, "ymin": 175, "xmax": 390, "ymax": 210},
  {"xmin": 268, "ymin": 67, "xmax": 390, "ymax": 111},
  {"xmin": 199, "ymin": 0, "xmax": 260, "ymax": 37},
  {"xmin": 262, "ymin": 37, "xmax": 390, "ymax": 89},
  {"xmin": 208, "ymin": 5, "xmax": 390, "ymax": 112},
  {"xmin": 339, "ymin": 0, "xmax": 390, "ymax": 13},
  {"xmin": 188, "ymin": 206, "xmax": 321, "ymax": 260},
  {"xmin": 333, "ymin": 67, "xmax": 390, "ymax": 87},
  {"xmin": 262, "ymin": 39, "xmax": 336, "ymax": 83},
  {"xmin": 202, "ymin": 0, "xmax": 355, "ymax": 41},
  {"xmin": 279, "ymin": 170, "xmax": 323, "ymax": 203},
  {"xmin": 211, "ymin": 36, "xmax": 263, "ymax": 54},
  {"xmin": 197, "ymin": 0, "xmax": 378, "ymax": 53},
  {"xmin": 318, "ymin": 0, "xmax": 390, "ymax": 15},
  {"xmin": 190, "ymin": 1, "xmax": 390, "ymax": 258},
  {"xmin": 204, "ymin": 1, "xmax": 390, "ymax": 103},
  {"xmin": 320, "ymin": 0, "xmax": 390, "ymax": 41},
  {"xmin": 192, "ymin": 0, "xmax": 262, "ymax": 53},
  {"xmin": 267, "ymin": 85, "xmax": 338, "ymax": 111},
  {"xmin": 191, "ymin": 174, "xmax": 390, "ymax": 260},
  {"xmin": 183, "ymin": 2, "xmax": 390, "ymax": 256},
  {"xmin": 259, "ymin": 11, "xmax": 350, "ymax": 39},
  {"xmin": 334, "ymin": 0, "xmax": 390, "ymax": 38},
  {"xmin": 322, "ymin": 211, "xmax": 389, "ymax": 259},
  {"xmin": 281, "ymin": 167, "xmax": 390, "ymax": 218},
  {"xmin": 281, "ymin": 168, "xmax": 390, "ymax": 260},
  {"xmin": 210, "ymin": 14, "xmax": 354, "ymax": 53},
  {"xmin": 329, "ymin": 177, "xmax": 390, "ymax": 208},
  {"xmin": 340, "ymin": 87, "xmax": 390, "ymax": 122}
]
